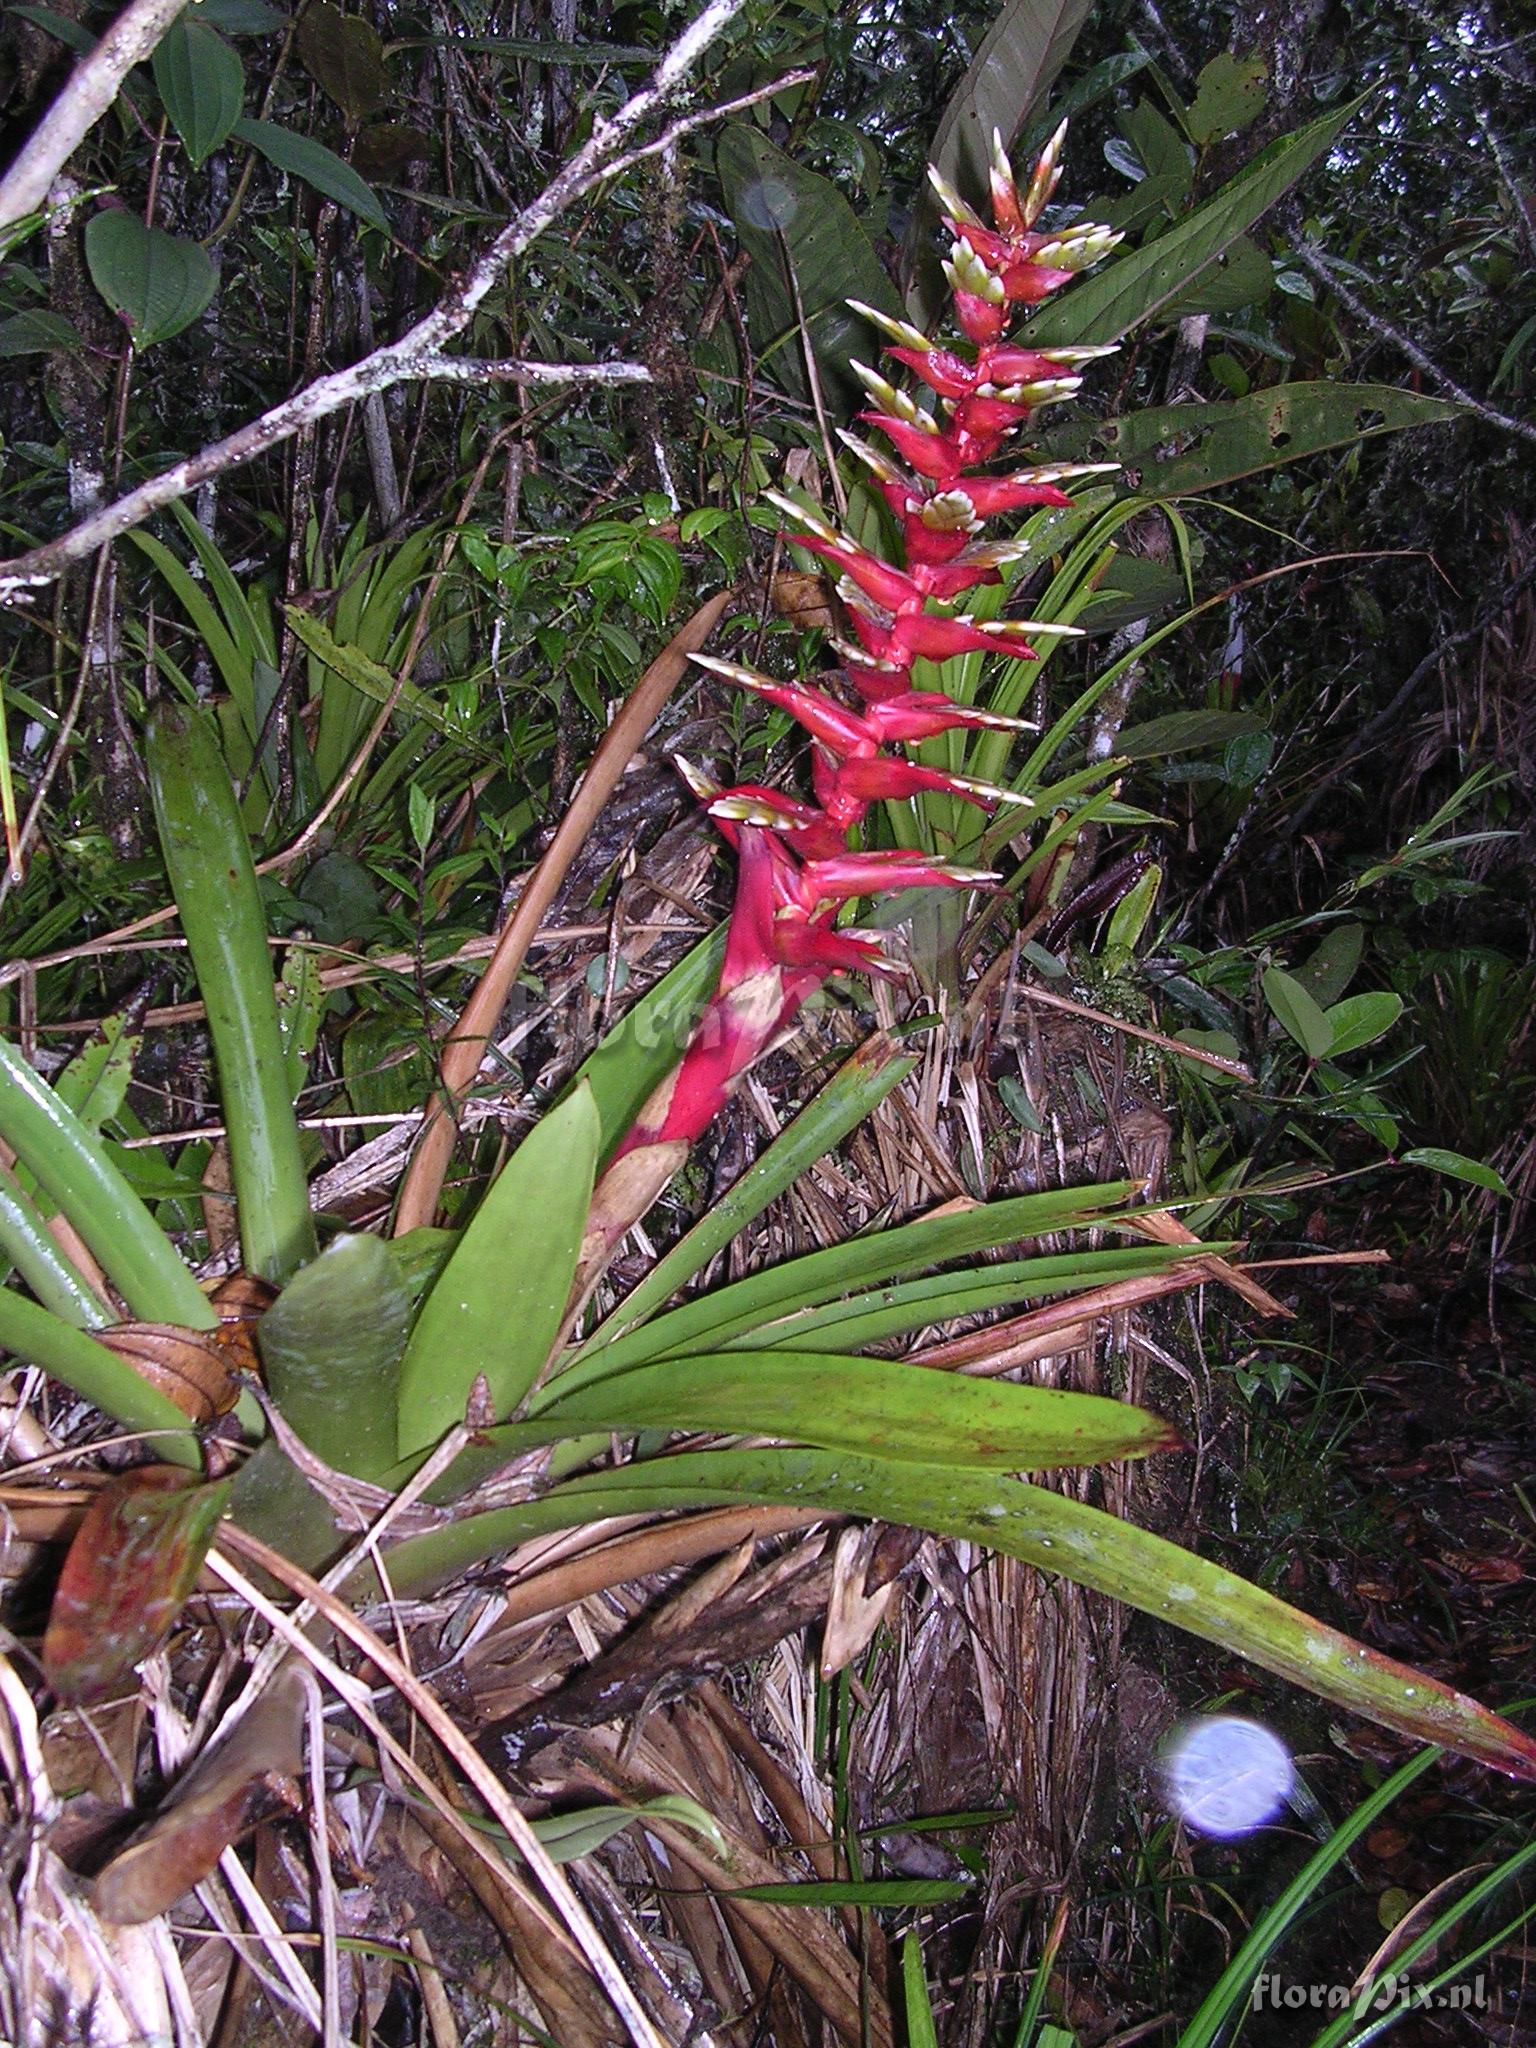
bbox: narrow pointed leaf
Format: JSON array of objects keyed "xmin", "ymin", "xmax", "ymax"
[
  {"xmin": 43, "ymin": 1473, "xmax": 231, "ymax": 1702},
  {"xmin": 146, "ymin": 703, "xmax": 317, "ymax": 1284},
  {"xmin": 234, "ymin": 116, "xmax": 389, "ymax": 232},
  {"xmin": 1323, "ymin": 990, "xmax": 1403, "ymax": 1057},
  {"xmin": 566, "ymin": 1179, "xmax": 1139, "ymax": 1388},
  {"xmin": 584, "ymin": 1031, "xmax": 918, "ymax": 1348},
  {"xmin": 257, "ymin": 1233, "xmax": 411, "ymax": 1481},
  {"xmin": 395, "ymin": 1083, "xmax": 601, "ymax": 1456}
]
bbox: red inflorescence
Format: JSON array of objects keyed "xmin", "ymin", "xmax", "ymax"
[{"xmin": 612, "ymin": 123, "xmax": 1120, "ymax": 1164}]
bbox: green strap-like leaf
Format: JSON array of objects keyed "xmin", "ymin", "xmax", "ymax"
[
  {"xmin": 384, "ymin": 1447, "xmax": 1536, "ymax": 1781},
  {"xmin": 1027, "ymin": 96, "xmax": 1366, "ymax": 348},
  {"xmin": 565, "ymin": 928, "xmax": 726, "ymax": 1163},
  {"xmin": 0, "ymin": 1288, "xmax": 200, "ymax": 1465},
  {"xmin": 534, "ymin": 1348, "xmax": 1183, "ymax": 1470},
  {"xmin": 0, "ymin": 1037, "xmax": 213, "ymax": 1328},
  {"xmin": 146, "ymin": 704, "xmax": 317, "ymax": 1284},
  {"xmin": 568, "ymin": 1178, "xmax": 1138, "ymax": 1388},
  {"xmin": 256, "ymin": 1233, "xmax": 411, "ymax": 1481},
  {"xmin": 395, "ymin": 1083, "xmax": 601, "ymax": 1457}
]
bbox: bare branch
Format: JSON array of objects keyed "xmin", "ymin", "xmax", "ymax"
[
  {"xmin": 1293, "ymin": 239, "xmax": 1536, "ymax": 451},
  {"xmin": 0, "ymin": 0, "xmax": 755, "ymax": 604},
  {"xmin": 413, "ymin": 356, "xmax": 654, "ymax": 386},
  {"xmin": 0, "ymin": 0, "xmax": 192, "ymax": 234}
]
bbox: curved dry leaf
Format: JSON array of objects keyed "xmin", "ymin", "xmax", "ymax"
[
  {"xmin": 94, "ymin": 1667, "xmax": 304, "ymax": 1924},
  {"xmin": 43, "ymin": 1472, "xmax": 232, "ymax": 1704},
  {"xmin": 95, "ymin": 1321, "xmax": 241, "ymax": 1421}
]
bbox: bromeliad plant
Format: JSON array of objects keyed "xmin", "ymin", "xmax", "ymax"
[{"xmin": 2, "ymin": 128, "xmax": 1534, "ymax": 1917}]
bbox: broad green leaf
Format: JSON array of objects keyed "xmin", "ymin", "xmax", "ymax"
[
  {"xmin": 1323, "ymin": 991, "xmax": 1403, "ymax": 1057},
  {"xmin": 297, "ymin": 2, "xmax": 390, "ymax": 125},
  {"xmin": 530, "ymin": 1794, "xmax": 728, "ymax": 1865},
  {"xmin": 0, "ymin": 1288, "xmax": 200, "ymax": 1463},
  {"xmin": 234, "ymin": 117, "xmax": 389, "ymax": 233},
  {"xmin": 395, "ymin": 1083, "xmax": 601, "ymax": 1456},
  {"xmin": 83, "ymin": 212, "xmax": 216, "ymax": 348},
  {"xmin": 199, "ymin": 0, "xmax": 287, "ymax": 28},
  {"xmin": 1050, "ymin": 382, "xmax": 1465, "ymax": 497},
  {"xmin": 0, "ymin": 309, "xmax": 79, "ymax": 355},
  {"xmin": 1186, "ymin": 51, "xmax": 1268, "ymax": 145},
  {"xmin": 384, "ymin": 1445, "xmax": 1536, "ymax": 1781},
  {"xmin": 257, "ymin": 1233, "xmax": 411, "ymax": 1481},
  {"xmin": 153, "ymin": 19, "xmax": 245, "ymax": 167},
  {"xmin": 569, "ymin": 1181, "xmax": 1139, "ymax": 1387},
  {"xmin": 43, "ymin": 1474, "xmax": 231, "ymax": 1702},
  {"xmin": 585, "ymin": 1031, "xmax": 918, "ymax": 1345},
  {"xmin": 1263, "ymin": 966, "xmax": 1333, "ymax": 1061},
  {"xmin": 715, "ymin": 124, "xmax": 902, "ymax": 412},
  {"xmin": 1401, "ymin": 1147, "xmax": 1511, "ymax": 1196},
  {"xmin": 147, "ymin": 705, "xmax": 317, "ymax": 1284},
  {"xmin": 0, "ymin": 1038, "xmax": 213, "ymax": 1328},
  {"xmin": 1028, "ymin": 97, "xmax": 1366, "ymax": 346},
  {"xmin": 1163, "ymin": 233, "xmax": 1273, "ymax": 318},
  {"xmin": 535, "ymin": 1348, "xmax": 1183, "ymax": 1470},
  {"xmin": 908, "ymin": 0, "xmax": 1094, "ymax": 314}
]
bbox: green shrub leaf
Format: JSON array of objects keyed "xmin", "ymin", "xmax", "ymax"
[
  {"xmin": 83, "ymin": 212, "xmax": 216, "ymax": 348},
  {"xmin": 153, "ymin": 18, "xmax": 245, "ymax": 167},
  {"xmin": 234, "ymin": 117, "xmax": 389, "ymax": 232}
]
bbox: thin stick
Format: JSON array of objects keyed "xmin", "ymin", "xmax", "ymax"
[
  {"xmin": 1010, "ymin": 981, "xmax": 1253, "ymax": 1077},
  {"xmin": 392, "ymin": 589, "xmax": 733, "ymax": 1232}
]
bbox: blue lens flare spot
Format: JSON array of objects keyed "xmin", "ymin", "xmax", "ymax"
[{"xmin": 1164, "ymin": 1716, "xmax": 1294, "ymax": 1837}]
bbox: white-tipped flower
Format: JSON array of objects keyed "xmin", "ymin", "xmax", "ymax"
[
  {"xmin": 949, "ymin": 772, "xmax": 1035, "ymax": 808},
  {"xmin": 708, "ymin": 792, "xmax": 802, "ymax": 829},
  {"xmin": 690, "ymin": 652, "xmax": 777, "ymax": 694},
  {"xmin": 848, "ymin": 359, "xmax": 923, "ymax": 423},
  {"xmin": 673, "ymin": 755, "xmax": 721, "ymax": 803},
  {"xmin": 835, "ymin": 429, "xmax": 909, "ymax": 487},
  {"xmin": 846, "ymin": 299, "xmax": 933, "ymax": 353},
  {"xmin": 762, "ymin": 488, "xmax": 838, "ymax": 541},
  {"xmin": 1031, "ymin": 223, "xmax": 1123, "ymax": 272},
  {"xmin": 830, "ymin": 633, "xmax": 901, "ymax": 673},
  {"xmin": 1008, "ymin": 461, "xmax": 1122, "ymax": 484},
  {"xmin": 919, "ymin": 490, "xmax": 983, "ymax": 535},
  {"xmin": 1023, "ymin": 119, "xmax": 1068, "ymax": 228},
  {"xmin": 944, "ymin": 240, "xmax": 1007, "ymax": 304},
  {"xmin": 1039, "ymin": 343, "xmax": 1121, "ymax": 364},
  {"xmin": 927, "ymin": 162, "xmax": 985, "ymax": 230}
]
